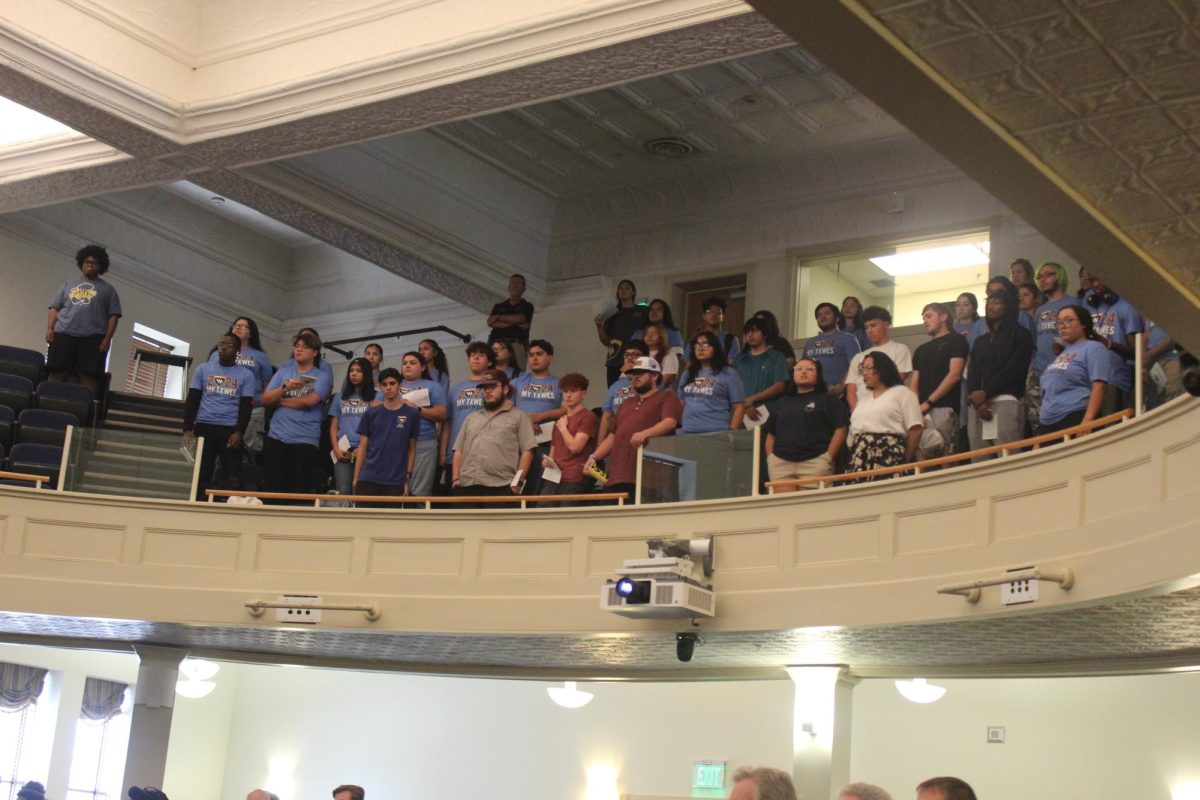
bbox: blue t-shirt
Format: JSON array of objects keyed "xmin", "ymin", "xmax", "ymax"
[
  {"xmin": 677, "ymin": 366, "xmax": 746, "ymax": 434},
  {"xmin": 802, "ymin": 329, "xmax": 861, "ymax": 385},
  {"xmin": 429, "ymin": 367, "xmax": 451, "ymax": 395},
  {"xmin": 842, "ymin": 324, "xmax": 872, "ymax": 353},
  {"xmin": 1039, "ymin": 340, "xmax": 1114, "ymax": 425},
  {"xmin": 51, "ymin": 276, "xmax": 122, "ymax": 337},
  {"xmin": 444, "ymin": 379, "xmax": 485, "ymax": 464},
  {"xmin": 686, "ymin": 332, "xmax": 741, "ymax": 363},
  {"xmin": 1090, "ymin": 297, "xmax": 1144, "ymax": 393},
  {"xmin": 1146, "ymin": 322, "xmax": 1179, "ymax": 364},
  {"xmin": 331, "ymin": 391, "xmax": 373, "ymax": 448},
  {"xmin": 279, "ymin": 357, "xmax": 334, "ymax": 396},
  {"xmin": 190, "ymin": 361, "xmax": 255, "ymax": 427},
  {"xmin": 356, "ymin": 404, "xmax": 421, "ymax": 486},
  {"xmin": 400, "ymin": 378, "xmax": 447, "ymax": 441},
  {"xmin": 1031, "ymin": 296, "xmax": 1076, "ymax": 374},
  {"xmin": 208, "ymin": 346, "xmax": 273, "ymax": 402},
  {"xmin": 265, "ymin": 363, "xmax": 334, "ymax": 446},
  {"xmin": 603, "ymin": 375, "xmax": 635, "ymax": 415},
  {"xmin": 513, "ymin": 373, "xmax": 562, "ymax": 416}
]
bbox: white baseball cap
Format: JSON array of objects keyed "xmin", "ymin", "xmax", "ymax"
[{"xmin": 627, "ymin": 356, "xmax": 662, "ymax": 374}]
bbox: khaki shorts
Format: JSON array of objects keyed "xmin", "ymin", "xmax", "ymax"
[{"xmin": 767, "ymin": 452, "xmax": 834, "ymax": 489}]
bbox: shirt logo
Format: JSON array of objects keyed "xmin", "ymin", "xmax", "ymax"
[
  {"xmin": 205, "ymin": 374, "xmax": 239, "ymax": 397},
  {"xmin": 520, "ymin": 381, "xmax": 558, "ymax": 400},
  {"xmin": 341, "ymin": 398, "xmax": 369, "ymax": 416},
  {"xmin": 612, "ymin": 385, "xmax": 635, "ymax": 410},
  {"xmin": 284, "ymin": 376, "xmax": 316, "ymax": 398},
  {"xmin": 235, "ymin": 353, "xmax": 257, "ymax": 368},
  {"xmin": 69, "ymin": 283, "xmax": 98, "ymax": 305},
  {"xmin": 1047, "ymin": 352, "xmax": 1077, "ymax": 371},
  {"xmin": 684, "ymin": 376, "xmax": 717, "ymax": 397}
]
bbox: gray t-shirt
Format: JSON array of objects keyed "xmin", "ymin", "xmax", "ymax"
[
  {"xmin": 453, "ymin": 402, "xmax": 537, "ymax": 488},
  {"xmin": 51, "ymin": 276, "xmax": 122, "ymax": 337}
]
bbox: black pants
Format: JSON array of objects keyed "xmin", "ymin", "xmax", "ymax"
[
  {"xmin": 192, "ymin": 422, "xmax": 240, "ymax": 501},
  {"xmin": 454, "ymin": 484, "xmax": 516, "ymax": 509},
  {"xmin": 356, "ymin": 480, "xmax": 405, "ymax": 509},
  {"xmin": 1039, "ymin": 409, "xmax": 1087, "ymax": 436},
  {"xmin": 606, "ymin": 482, "xmax": 636, "ymax": 505},
  {"xmin": 541, "ymin": 480, "xmax": 594, "ymax": 507},
  {"xmin": 262, "ymin": 437, "xmax": 318, "ymax": 504}
]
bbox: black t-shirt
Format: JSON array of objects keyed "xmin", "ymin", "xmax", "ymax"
[
  {"xmin": 603, "ymin": 306, "xmax": 648, "ymax": 367},
  {"xmin": 764, "ymin": 391, "xmax": 849, "ymax": 462},
  {"xmin": 767, "ymin": 334, "xmax": 796, "ymax": 362},
  {"xmin": 488, "ymin": 299, "xmax": 535, "ymax": 344},
  {"xmin": 913, "ymin": 332, "xmax": 969, "ymax": 411}
]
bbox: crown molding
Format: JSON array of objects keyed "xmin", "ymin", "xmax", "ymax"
[{"xmin": 0, "ymin": 134, "xmax": 128, "ymax": 184}]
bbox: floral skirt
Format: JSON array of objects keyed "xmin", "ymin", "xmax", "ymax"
[{"xmin": 848, "ymin": 432, "xmax": 906, "ymax": 481}]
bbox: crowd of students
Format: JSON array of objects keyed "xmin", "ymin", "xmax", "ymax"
[{"xmin": 180, "ymin": 261, "xmax": 1188, "ymax": 503}]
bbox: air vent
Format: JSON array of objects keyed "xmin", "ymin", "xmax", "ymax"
[
  {"xmin": 644, "ymin": 137, "xmax": 697, "ymax": 158},
  {"xmin": 871, "ymin": 278, "xmax": 896, "ymax": 288}
]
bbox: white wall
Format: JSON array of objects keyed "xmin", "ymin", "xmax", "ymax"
[
  {"xmin": 217, "ymin": 665, "xmax": 793, "ymax": 800},
  {"xmin": 850, "ymin": 674, "xmax": 1200, "ymax": 800}
]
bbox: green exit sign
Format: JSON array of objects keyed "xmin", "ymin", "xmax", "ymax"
[{"xmin": 693, "ymin": 760, "xmax": 726, "ymax": 790}]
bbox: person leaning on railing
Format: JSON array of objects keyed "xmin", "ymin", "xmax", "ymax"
[
  {"xmin": 847, "ymin": 351, "xmax": 923, "ymax": 480},
  {"xmin": 1038, "ymin": 305, "xmax": 1114, "ymax": 435}
]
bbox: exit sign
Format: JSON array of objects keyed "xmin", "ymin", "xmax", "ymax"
[{"xmin": 693, "ymin": 760, "xmax": 726, "ymax": 790}]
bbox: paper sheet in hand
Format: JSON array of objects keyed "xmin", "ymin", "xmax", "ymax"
[
  {"xmin": 536, "ymin": 420, "xmax": 554, "ymax": 444},
  {"xmin": 742, "ymin": 406, "xmax": 769, "ymax": 429},
  {"xmin": 404, "ymin": 387, "xmax": 431, "ymax": 407},
  {"xmin": 330, "ymin": 434, "xmax": 352, "ymax": 464},
  {"xmin": 541, "ymin": 455, "xmax": 562, "ymax": 484}
]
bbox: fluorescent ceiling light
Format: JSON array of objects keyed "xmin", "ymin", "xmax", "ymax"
[
  {"xmin": 547, "ymin": 680, "xmax": 594, "ymax": 708},
  {"xmin": 175, "ymin": 679, "xmax": 216, "ymax": 699},
  {"xmin": 894, "ymin": 677, "xmax": 947, "ymax": 704},
  {"xmin": 870, "ymin": 241, "xmax": 990, "ymax": 277},
  {"xmin": 0, "ymin": 98, "xmax": 76, "ymax": 146}
]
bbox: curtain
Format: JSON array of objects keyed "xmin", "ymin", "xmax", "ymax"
[
  {"xmin": 81, "ymin": 677, "xmax": 128, "ymax": 721},
  {"xmin": 0, "ymin": 662, "xmax": 47, "ymax": 710}
]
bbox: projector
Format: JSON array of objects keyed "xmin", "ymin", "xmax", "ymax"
[{"xmin": 600, "ymin": 538, "xmax": 716, "ymax": 619}]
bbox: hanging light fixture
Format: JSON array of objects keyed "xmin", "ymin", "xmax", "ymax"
[
  {"xmin": 894, "ymin": 677, "xmax": 947, "ymax": 704},
  {"xmin": 547, "ymin": 681, "xmax": 594, "ymax": 708},
  {"xmin": 176, "ymin": 658, "xmax": 220, "ymax": 699}
]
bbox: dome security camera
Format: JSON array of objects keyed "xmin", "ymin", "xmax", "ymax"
[{"xmin": 676, "ymin": 631, "xmax": 698, "ymax": 662}]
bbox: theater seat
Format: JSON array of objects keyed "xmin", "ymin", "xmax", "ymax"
[
  {"xmin": 0, "ymin": 345, "xmax": 45, "ymax": 386},
  {"xmin": 7, "ymin": 442, "xmax": 62, "ymax": 487},
  {"xmin": 0, "ymin": 373, "xmax": 34, "ymax": 415},
  {"xmin": 0, "ymin": 405, "xmax": 13, "ymax": 452},
  {"xmin": 34, "ymin": 381, "xmax": 94, "ymax": 426},
  {"xmin": 16, "ymin": 408, "xmax": 77, "ymax": 447}
]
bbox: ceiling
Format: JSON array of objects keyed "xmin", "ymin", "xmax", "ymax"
[{"xmin": 2, "ymin": 587, "xmax": 1199, "ymax": 680}]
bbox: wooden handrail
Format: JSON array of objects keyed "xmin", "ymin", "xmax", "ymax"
[
  {"xmin": 0, "ymin": 470, "xmax": 49, "ymax": 487},
  {"xmin": 206, "ymin": 489, "xmax": 629, "ymax": 506},
  {"xmin": 765, "ymin": 408, "xmax": 1134, "ymax": 492}
]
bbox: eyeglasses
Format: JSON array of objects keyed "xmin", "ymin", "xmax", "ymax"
[
  {"xmin": 1056, "ymin": 318, "xmax": 1079, "ymax": 328},
  {"xmin": 861, "ymin": 365, "xmax": 878, "ymax": 374},
  {"xmin": 693, "ymin": 342, "xmax": 713, "ymax": 349}
]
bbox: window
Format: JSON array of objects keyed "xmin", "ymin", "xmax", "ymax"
[
  {"xmin": 66, "ymin": 680, "xmax": 131, "ymax": 800},
  {"xmin": 0, "ymin": 663, "xmax": 50, "ymax": 800},
  {"xmin": 124, "ymin": 323, "xmax": 190, "ymax": 399},
  {"xmin": 794, "ymin": 232, "xmax": 990, "ymax": 339}
]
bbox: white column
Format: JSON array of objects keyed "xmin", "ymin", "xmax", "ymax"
[
  {"xmin": 121, "ymin": 645, "xmax": 186, "ymax": 793},
  {"xmin": 787, "ymin": 666, "xmax": 859, "ymax": 800},
  {"xmin": 44, "ymin": 670, "xmax": 86, "ymax": 798}
]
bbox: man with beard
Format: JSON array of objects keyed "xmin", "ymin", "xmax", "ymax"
[
  {"xmin": 966, "ymin": 288, "xmax": 1033, "ymax": 460},
  {"xmin": 451, "ymin": 369, "xmax": 537, "ymax": 503},
  {"xmin": 587, "ymin": 356, "xmax": 681, "ymax": 498}
]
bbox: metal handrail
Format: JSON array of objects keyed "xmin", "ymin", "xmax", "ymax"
[
  {"xmin": 206, "ymin": 489, "xmax": 629, "ymax": 509},
  {"xmin": 322, "ymin": 325, "xmax": 473, "ymax": 359}
]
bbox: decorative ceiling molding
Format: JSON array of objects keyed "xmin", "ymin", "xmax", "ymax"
[{"xmin": 0, "ymin": 134, "xmax": 127, "ymax": 184}]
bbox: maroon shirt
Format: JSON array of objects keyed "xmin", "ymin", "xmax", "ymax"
[
  {"xmin": 550, "ymin": 409, "xmax": 599, "ymax": 483},
  {"xmin": 609, "ymin": 389, "xmax": 682, "ymax": 484}
]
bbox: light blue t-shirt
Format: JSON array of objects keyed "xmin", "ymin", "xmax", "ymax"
[
  {"xmin": 1039, "ymin": 340, "xmax": 1114, "ymax": 425},
  {"xmin": 603, "ymin": 375, "xmax": 635, "ymax": 415},
  {"xmin": 265, "ymin": 362, "xmax": 333, "ymax": 446},
  {"xmin": 190, "ymin": 361, "xmax": 255, "ymax": 427},
  {"xmin": 400, "ymin": 378, "xmax": 447, "ymax": 440},
  {"xmin": 331, "ymin": 391, "xmax": 372, "ymax": 448},
  {"xmin": 1031, "ymin": 296, "xmax": 1077, "ymax": 374},
  {"xmin": 51, "ymin": 276, "xmax": 122, "ymax": 337},
  {"xmin": 208, "ymin": 346, "xmax": 273, "ymax": 402},
  {"xmin": 1090, "ymin": 297, "xmax": 1144, "ymax": 393},
  {"xmin": 1145, "ymin": 322, "xmax": 1179, "ymax": 364},
  {"xmin": 429, "ymin": 367, "xmax": 451, "ymax": 395},
  {"xmin": 677, "ymin": 366, "xmax": 746, "ymax": 434},
  {"xmin": 802, "ymin": 329, "xmax": 861, "ymax": 385},
  {"xmin": 444, "ymin": 378, "xmax": 485, "ymax": 464},
  {"xmin": 513, "ymin": 373, "xmax": 562, "ymax": 416}
]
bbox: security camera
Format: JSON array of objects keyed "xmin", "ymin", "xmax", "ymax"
[{"xmin": 676, "ymin": 632, "xmax": 698, "ymax": 662}]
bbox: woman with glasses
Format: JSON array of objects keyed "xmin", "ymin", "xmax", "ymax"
[
  {"xmin": 491, "ymin": 339, "xmax": 520, "ymax": 381},
  {"xmin": 847, "ymin": 351, "xmax": 923, "ymax": 477},
  {"xmin": 677, "ymin": 331, "xmax": 745, "ymax": 433},
  {"xmin": 1038, "ymin": 305, "xmax": 1113, "ymax": 434}
]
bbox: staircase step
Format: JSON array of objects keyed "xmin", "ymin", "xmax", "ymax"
[
  {"xmin": 93, "ymin": 439, "xmax": 182, "ymax": 458},
  {"xmin": 76, "ymin": 482, "xmax": 191, "ymax": 500},
  {"xmin": 78, "ymin": 470, "xmax": 191, "ymax": 490},
  {"xmin": 105, "ymin": 419, "xmax": 182, "ymax": 435},
  {"xmin": 85, "ymin": 449, "xmax": 192, "ymax": 469}
]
